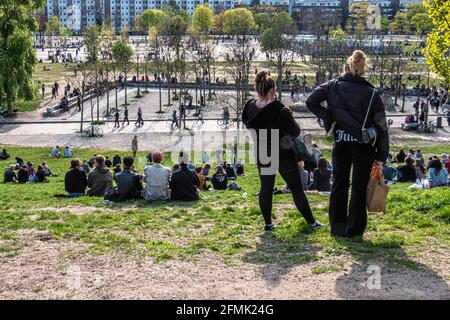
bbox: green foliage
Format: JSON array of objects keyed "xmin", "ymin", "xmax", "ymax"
[
  {"xmin": 191, "ymin": 4, "xmax": 214, "ymax": 34},
  {"xmin": 411, "ymin": 13, "xmax": 433, "ymax": 35},
  {"xmin": 45, "ymin": 15, "xmax": 61, "ymax": 36},
  {"xmin": 0, "ymin": 0, "xmax": 44, "ymax": 113},
  {"xmin": 390, "ymin": 12, "xmax": 411, "ymax": 34},
  {"xmin": 222, "ymin": 8, "xmax": 256, "ymax": 35},
  {"xmin": 138, "ymin": 9, "xmax": 167, "ymax": 31},
  {"xmin": 112, "ymin": 38, "xmax": 134, "ymax": 72},
  {"xmin": 424, "ymin": 0, "xmax": 450, "ymax": 84},
  {"xmin": 83, "ymin": 25, "xmax": 102, "ymax": 63}
]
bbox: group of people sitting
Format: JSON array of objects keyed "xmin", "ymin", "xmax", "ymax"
[
  {"xmin": 49, "ymin": 146, "xmax": 73, "ymax": 158},
  {"xmin": 63, "ymin": 151, "xmax": 245, "ymax": 201},
  {"xmin": 4, "ymin": 159, "xmax": 57, "ymax": 184},
  {"xmin": 382, "ymin": 149, "xmax": 450, "ymax": 187}
]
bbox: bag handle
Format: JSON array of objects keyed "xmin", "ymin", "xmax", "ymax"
[{"xmin": 362, "ymin": 88, "xmax": 377, "ymax": 130}]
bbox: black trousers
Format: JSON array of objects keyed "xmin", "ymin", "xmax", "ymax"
[
  {"xmin": 329, "ymin": 142, "xmax": 375, "ymax": 237},
  {"xmin": 258, "ymin": 158, "xmax": 315, "ymax": 225}
]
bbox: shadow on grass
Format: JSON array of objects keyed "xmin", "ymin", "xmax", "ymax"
[{"xmin": 333, "ymin": 236, "xmax": 450, "ymax": 299}]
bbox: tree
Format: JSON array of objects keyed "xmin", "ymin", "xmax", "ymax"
[
  {"xmin": 390, "ymin": 11, "xmax": 411, "ymax": 34},
  {"xmin": 45, "ymin": 15, "xmax": 61, "ymax": 47},
  {"xmin": 380, "ymin": 16, "xmax": 390, "ymax": 33},
  {"xmin": 346, "ymin": 1, "xmax": 369, "ymax": 38},
  {"xmin": 60, "ymin": 27, "xmax": 73, "ymax": 45},
  {"xmin": 84, "ymin": 25, "xmax": 102, "ymax": 63},
  {"xmin": 254, "ymin": 12, "xmax": 271, "ymax": 32},
  {"xmin": 222, "ymin": 8, "xmax": 256, "ymax": 128},
  {"xmin": 259, "ymin": 12, "xmax": 295, "ymax": 99},
  {"xmin": 138, "ymin": 9, "xmax": 167, "ymax": 31},
  {"xmin": 424, "ymin": 0, "xmax": 450, "ymax": 84},
  {"xmin": 192, "ymin": 4, "xmax": 214, "ymax": 33},
  {"xmin": 0, "ymin": 0, "xmax": 45, "ymax": 115},
  {"xmin": 411, "ymin": 13, "xmax": 433, "ymax": 36},
  {"xmin": 112, "ymin": 38, "xmax": 134, "ymax": 105}
]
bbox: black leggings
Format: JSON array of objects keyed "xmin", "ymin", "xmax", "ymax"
[{"xmin": 258, "ymin": 159, "xmax": 315, "ymax": 225}]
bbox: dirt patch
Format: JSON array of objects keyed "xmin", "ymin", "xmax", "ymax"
[{"xmin": 0, "ymin": 231, "xmax": 449, "ymax": 300}]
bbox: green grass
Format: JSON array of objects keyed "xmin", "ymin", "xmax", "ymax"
[
  {"xmin": 0, "ymin": 146, "xmax": 449, "ymax": 273},
  {"xmin": 14, "ymin": 97, "xmax": 43, "ymax": 112}
]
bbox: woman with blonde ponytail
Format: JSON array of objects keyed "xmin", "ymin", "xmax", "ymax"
[{"xmin": 306, "ymin": 50, "xmax": 389, "ymax": 238}]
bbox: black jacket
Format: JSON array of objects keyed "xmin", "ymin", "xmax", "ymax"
[
  {"xmin": 306, "ymin": 73, "xmax": 389, "ymax": 161},
  {"xmin": 65, "ymin": 169, "xmax": 88, "ymax": 193},
  {"xmin": 212, "ymin": 172, "xmax": 228, "ymax": 190},
  {"xmin": 169, "ymin": 167, "xmax": 200, "ymax": 201},
  {"xmin": 243, "ymin": 100, "xmax": 300, "ymax": 166},
  {"xmin": 114, "ymin": 168, "xmax": 143, "ymax": 201}
]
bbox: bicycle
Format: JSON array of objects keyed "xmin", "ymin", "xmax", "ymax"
[
  {"xmin": 217, "ymin": 117, "xmax": 234, "ymax": 128},
  {"xmin": 83, "ymin": 124, "xmax": 103, "ymax": 137}
]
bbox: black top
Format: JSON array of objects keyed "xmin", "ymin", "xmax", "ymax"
[
  {"xmin": 169, "ymin": 167, "xmax": 200, "ymax": 201},
  {"xmin": 306, "ymin": 73, "xmax": 389, "ymax": 161},
  {"xmin": 65, "ymin": 169, "xmax": 88, "ymax": 194},
  {"xmin": 17, "ymin": 168, "xmax": 29, "ymax": 184},
  {"xmin": 243, "ymin": 100, "xmax": 300, "ymax": 167},
  {"xmin": 212, "ymin": 172, "xmax": 228, "ymax": 190}
]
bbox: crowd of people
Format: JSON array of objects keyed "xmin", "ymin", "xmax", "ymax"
[
  {"xmin": 2, "ymin": 148, "xmax": 247, "ymax": 203},
  {"xmin": 382, "ymin": 149, "xmax": 450, "ymax": 187}
]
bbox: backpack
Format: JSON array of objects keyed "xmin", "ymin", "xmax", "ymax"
[{"xmin": 228, "ymin": 182, "xmax": 241, "ymax": 191}]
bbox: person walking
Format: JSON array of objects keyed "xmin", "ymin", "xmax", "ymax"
[
  {"xmin": 114, "ymin": 110, "xmax": 120, "ymax": 128},
  {"xmin": 243, "ymin": 71, "xmax": 324, "ymax": 232},
  {"xmin": 54, "ymin": 81, "xmax": 59, "ymax": 96},
  {"xmin": 41, "ymin": 84, "xmax": 45, "ymax": 98},
  {"xmin": 122, "ymin": 106, "xmax": 129, "ymax": 126},
  {"xmin": 131, "ymin": 135, "xmax": 138, "ymax": 157},
  {"xmin": 306, "ymin": 50, "xmax": 389, "ymax": 238},
  {"xmin": 51, "ymin": 86, "xmax": 56, "ymax": 100},
  {"xmin": 77, "ymin": 95, "xmax": 82, "ymax": 112},
  {"xmin": 135, "ymin": 107, "xmax": 144, "ymax": 127}
]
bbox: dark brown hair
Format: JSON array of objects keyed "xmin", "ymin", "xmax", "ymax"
[{"xmin": 255, "ymin": 71, "xmax": 276, "ymax": 97}]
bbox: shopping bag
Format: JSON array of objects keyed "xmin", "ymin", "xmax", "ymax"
[{"xmin": 367, "ymin": 164, "xmax": 390, "ymax": 212}]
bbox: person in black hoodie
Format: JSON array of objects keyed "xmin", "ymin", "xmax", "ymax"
[
  {"xmin": 65, "ymin": 158, "xmax": 88, "ymax": 197},
  {"xmin": 17, "ymin": 166, "xmax": 29, "ymax": 184},
  {"xmin": 306, "ymin": 50, "xmax": 389, "ymax": 238},
  {"xmin": 243, "ymin": 71, "xmax": 324, "ymax": 232},
  {"xmin": 211, "ymin": 165, "xmax": 228, "ymax": 190},
  {"xmin": 170, "ymin": 155, "xmax": 200, "ymax": 201}
]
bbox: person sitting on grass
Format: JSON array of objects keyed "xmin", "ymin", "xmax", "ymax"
[
  {"xmin": 4, "ymin": 165, "xmax": 17, "ymax": 183},
  {"xmin": 65, "ymin": 158, "xmax": 88, "ymax": 198},
  {"xmin": 113, "ymin": 164, "xmax": 122, "ymax": 175},
  {"xmin": 211, "ymin": 165, "xmax": 228, "ymax": 190},
  {"xmin": 105, "ymin": 156, "xmax": 113, "ymax": 168},
  {"xmin": 195, "ymin": 167, "xmax": 206, "ymax": 191},
  {"xmin": 224, "ymin": 162, "xmax": 237, "ymax": 180},
  {"xmin": 201, "ymin": 163, "xmax": 211, "ymax": 179},
  {"xmin": 298, "ymin": 161, "xmax": 310, "ymax": 191},
  {"xmin": 87, "ymin": 155, "xmax": 113, "ymax": 197},
  {"xmin": 50, "ymin": 146, "xmax": 62, "ymax": 158},
  {"xmin": 0, "ymin": 149, "xmax": 10, "ymax": 160},
  {"xmin": 395, "ymin": 149, "xmax": 406, "ymax": 163},
  {"xmin": 26, "ymin": 162, "xmax": 36, "ymax": 177},
  {"xmin": 17, "ymin": 166, "xmax": 29, "ymax": 184},
  {"xmin": 143, "ymin": 152, "xmax": 171, "ymax": 201},
  {"xmin": 41, "ymin": 161, "xmax": 55, "ymax": 177},
  {"xmin": 169, "ymin": 157, "xmax": 200, "ymax": 201},
  {"xmin": 63, "ymin": 146, "xmax": 73, "ymax": 158},
  {"xmin": 81, "ymin": 160, "xmax": 91, "ymax": 173},
  {"xmin": 235, "ymin": 159, "xmax": 245, "ymax": 176},
  {"xmin": 309, "ymin": 158, "xmax": 332, "ymax": 192},
  {"xmin": 398, "ymin": 157, "xmax": 417, "ymax": 182},
  {"xmin": 15, "ymin": 156, "xmax": 24, "ymax": 167},
  {"xmin": 112, "ymin": 155, "xmax": 122, "ymax": 167},
  {"xmin": 428, "ymin": 159, "xmax": 449, "ymax": 187},
  {"xmin": 382, "ymin": 161, "xmax": 397, "ymax": 183},
  {"xmin": 114, "ymin": 156, "xmax": 143, "ymax": 201},
  {"xmin": 35, "ymin": 165, "xmax": 48, "ymax": 183}
]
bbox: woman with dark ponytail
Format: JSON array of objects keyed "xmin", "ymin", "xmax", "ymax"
[{"xmin": 243, "ymin": 71, "xmax": 324, "ymax": 232}]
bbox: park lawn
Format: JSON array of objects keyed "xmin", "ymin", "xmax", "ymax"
[
  {"xmin": 33, "ymin": 62, "xmax": 76, "ymax": 86},
  {"xmin": 14, "ymin": 97, "xmax": 43, "ymax": 113},
  {"xmin": 0, "ymin": 146, "xmax": 449, "ymax": 275}
]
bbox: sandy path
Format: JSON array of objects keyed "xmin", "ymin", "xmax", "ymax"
[{"xmin": 1, "ymin": 230, "xmax": 449, "ymax": 300}]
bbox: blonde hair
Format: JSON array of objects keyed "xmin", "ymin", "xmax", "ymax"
[{"xmin": 346, "ymin": 50, "xmax": 369, "ymax": 77}]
